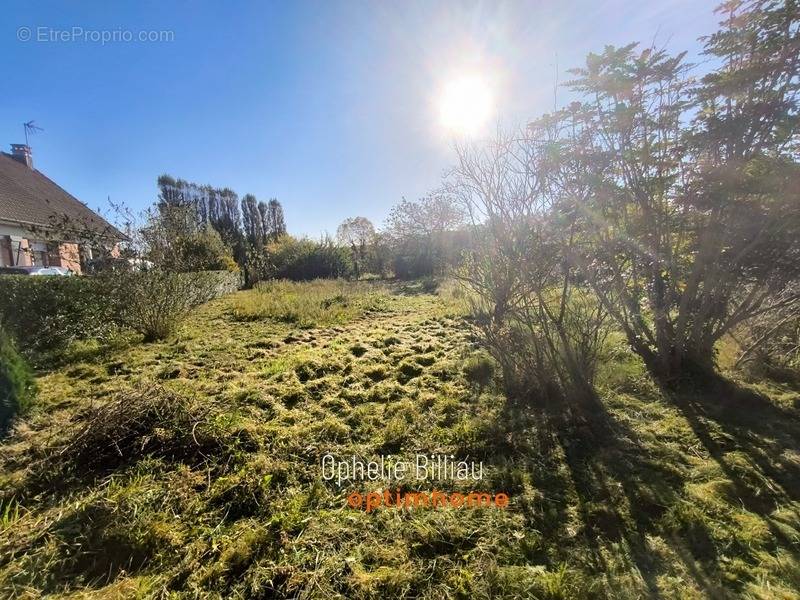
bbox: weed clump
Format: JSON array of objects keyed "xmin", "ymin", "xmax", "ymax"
[
  {"xmin": 350, "ymin": 343, "xmax": 368, "ymax": 357},
  {"xmin": 463, "ymin": 352, "xmax": 495, "ymax": 388},
  {"xmin": 381, "ymin": 416, "xmax": 408, "ymax": 451},
  {"xmin": 365, "ymin": 365, "xmax": 389, "ymax": 382},
  {"xmin": 383, "ymin": 335, "xmax": 402, "ymax": 347},
  {"xmin": 397, "ymin": 360, "xmax": 423, "ymax": 383}
]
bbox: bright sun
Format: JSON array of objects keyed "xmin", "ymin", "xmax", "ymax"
[{"xmin": 439, "ymin": 74, "xmax": 493, "ymax": 136}]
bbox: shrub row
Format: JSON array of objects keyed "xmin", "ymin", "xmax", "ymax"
[
  {"xmin": 247, "ymin": 237, "xmax": 353, "ymax": 284},
  {"xmin": 0, "ymin": 327, "xmax": 36, "ymax": 433},
  {"xmin": 0, "ymin": 270, "xmax": 241, "ymax": 361},
  {"xmin": 0, "ymin": 276, "xmax": 116, "ymax": 358}
]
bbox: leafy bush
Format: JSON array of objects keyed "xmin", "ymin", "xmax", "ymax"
[
  {"xmin": 110, "ymin": 270, "xmax": 241, "ymax": 341},
  {"xmin": 250, "ymin": 236, "xmax": 353, "ymax": 283},
  {"xmin": 173, "ymin": 229, "xmax": 240, "ymax": 273},
  {"xmin": 0, "ymin": 276, "xmax": 118, "ymax": 360},
  {"xmin": 0, "ymin": 271, "xmax": 241, "ymax": 357},
  {"xmin": 391, "ymin": 245, "xmax": 436, "ymax": 280},
  {"xmin": 0, "ymin": 326, "xmax": 36, "ymax": 433}
]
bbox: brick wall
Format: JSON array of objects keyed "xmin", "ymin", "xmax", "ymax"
[{"xmin": 56, "ymin": 242, "xmax": 82, "ymax": 274}]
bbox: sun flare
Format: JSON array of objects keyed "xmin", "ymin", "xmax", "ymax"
[{"xmin": 439, "ymin": 74, "xmax": 493, "ymax": 136}]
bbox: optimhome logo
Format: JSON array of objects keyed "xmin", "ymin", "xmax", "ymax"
[{"xmin": 346, "ymin": 489, "xmax": 510, "ymax": 513}]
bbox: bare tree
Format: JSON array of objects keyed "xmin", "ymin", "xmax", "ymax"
[
  {"xmin": 337, "ymin": 217, "xmax": 376, "ymax": 279},
  {"xmin": 450, "ymin": 129, "xmax": 607, "ymax": 409}
]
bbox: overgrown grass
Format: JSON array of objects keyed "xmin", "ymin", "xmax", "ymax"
[
  {"xmin": 1, "ymin": 280, "xmax": 799, "ymax": 598},
  {"xmin": 230, "ymin": 279, "xmax": 390, "ymax": 327}
]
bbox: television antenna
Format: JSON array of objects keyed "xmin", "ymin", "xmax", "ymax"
[{"xmin": 23, "ymin": 120, "xmax": 44, "ymax": 146}]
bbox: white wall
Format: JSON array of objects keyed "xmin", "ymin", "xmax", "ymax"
[{"xmin": 0, "ymin": 222, "xmax": 34, "ymax": 238}]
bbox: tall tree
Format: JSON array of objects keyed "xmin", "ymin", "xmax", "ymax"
[
  {"xmin": 384, "ymin": 193, "xmax": 466, "ymax": 278},
  {"xmin": 337, "ymin": 217, "xmax": 376, "ymax": 279},
  {"xmin": 257, "ymin": 201, "xmax": 270, "ymax": 242},
  {"xmin": 241, "ymin": 194, "xmax": 264, "ymax": 247},
  {"xmin": 208, "ymin": 187, "xmax": 242, "ymax": 250},
  {"xmin": 265, "ymin": 198, "xmax": 287, "ymax": 241},
  {"xmin": 336, "ymin": 217, "xmax": 375, "ymax": 248}
]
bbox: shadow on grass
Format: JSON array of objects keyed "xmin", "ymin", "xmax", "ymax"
[
  {"xmin": 667, "ymin": 376, "xmax": 800, "ymax": 558},
  {"xmin": 551, "ymin": 402, "xmax": 680, "ymax": 598},
  {"xmin": 484, "ymin": 394, "xmax": 740, "ymax": 598}
]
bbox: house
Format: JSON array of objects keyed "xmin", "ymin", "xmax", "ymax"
[{"xmin": 0, "ymin": 144, "xmax": 124, "ymax": 274}]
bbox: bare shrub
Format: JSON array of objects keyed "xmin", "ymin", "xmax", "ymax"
[
  {"xmin": 451, "ymin": 131, "xmax": 608, "ymax": 409},
  {"xmin": 734, "ymin": 285, "xmax": 800, "ymax": 382}
]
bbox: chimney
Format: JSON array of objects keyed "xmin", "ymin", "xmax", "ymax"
[{"xmin": 10, "ymin": 144, "xmax": 33, "ymax": 168}]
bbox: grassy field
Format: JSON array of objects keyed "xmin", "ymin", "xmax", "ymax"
[{"xmin": 1, "ymin": 280, "xmax": 799, "ymax": 599}]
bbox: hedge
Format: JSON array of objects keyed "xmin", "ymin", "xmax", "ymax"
[
  {"xmin": 0, "ymin": 276, "xmax": 116, "ymax": 358},
  {"xmin": 0, "ymin": 326, "xmax": 36, "ymax": 433},
  {"xmin": 0, "ymin": 270, "xmax": 241, "ymax": 360}
]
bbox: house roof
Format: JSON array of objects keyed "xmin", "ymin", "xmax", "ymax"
[{"xmin": 0, "ymin": 151, "xmax": 125, "ymax": 240}]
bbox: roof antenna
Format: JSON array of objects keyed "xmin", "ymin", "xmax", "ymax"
[
  {"xmin": 553, "ymin": 52, "xmax": 559, "ymax": 112},
  {"xmin": 23, "ymin": 120, "xmax": 44, "ymax": 146}
]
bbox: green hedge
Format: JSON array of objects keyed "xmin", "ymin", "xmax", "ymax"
[
  {"xmin": 0, "ymin": 276, "xmax": 117, "ymax": 358},
  {"xmin": 0, "ymin": 270, "xmax": 241, "ymax": 360},
  {"xmin": 0, "ymin": 326, "xmax": 36, "ymax": 433}
]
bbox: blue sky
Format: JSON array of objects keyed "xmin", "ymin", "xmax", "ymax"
[{"xmin": 1, "ymin": 1, "xmax": 720, "ymax": 237}]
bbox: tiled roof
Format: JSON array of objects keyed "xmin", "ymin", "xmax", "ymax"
[{"xmin": 0, "ymin": 152, "xmax": 124, "ymax": 239}]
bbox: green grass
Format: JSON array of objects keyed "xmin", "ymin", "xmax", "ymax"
[
  {"xmin": 229, "ymin": 279, "xmax": 390, "ymax": 327},
  {"xmin": 1, "ymin": 280, "xmax": 799, "ymax": 598}
]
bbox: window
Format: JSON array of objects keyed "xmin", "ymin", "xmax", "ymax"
[
  {"xmin": 30, "ymin": 241, "xmax": 49, "ymax": 267},
  {"xmin": 0, "ymin": 236, "xmax": 12, "ymax": 267}
]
